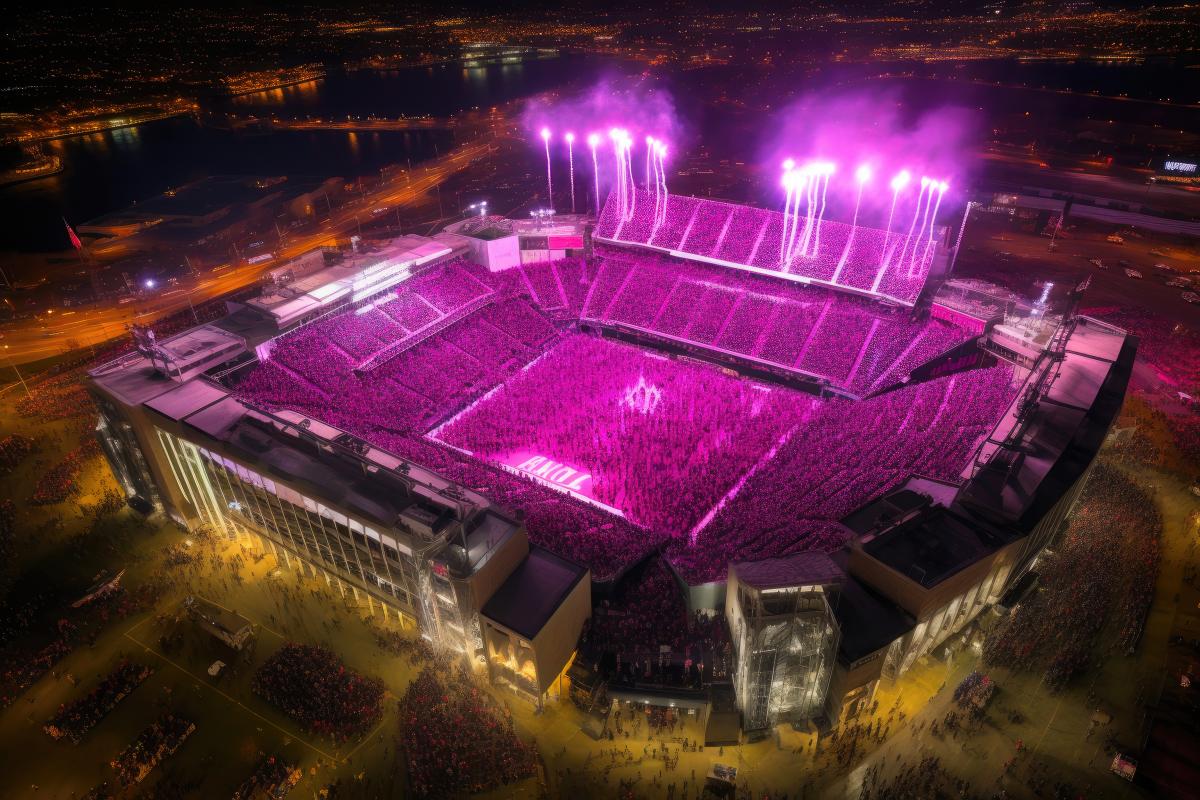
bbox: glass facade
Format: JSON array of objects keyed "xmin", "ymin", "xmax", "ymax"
[
  {"xmin": 152, "ymin": 426, "xmax": 475, "ymax": 652},
  {"xmin": 729, "ymin": 584, "xmax": 839, "ymax": 731},
  {"xmin": 92, "ymin": 400, "xmax": 160, "ymax": 508}
]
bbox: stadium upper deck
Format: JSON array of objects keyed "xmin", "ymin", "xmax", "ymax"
[{"xmin": 593, "ymin": 190, "xmax": 945, "ymax": 306}]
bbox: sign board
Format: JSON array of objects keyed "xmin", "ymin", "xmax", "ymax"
[{"xmin": 548, "ymin": 234, "xmax": 584, "ymax": 250}]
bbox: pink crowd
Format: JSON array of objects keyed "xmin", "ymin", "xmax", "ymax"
[
  {"xmin": 581, "ymin": 248, "xmax": 965, "ymax": 397},
  {"xmin": 236, "ymin": 254, "xmax": 1018, "ymax": 585},
  {"xmin": 438, "ymin": 334, "xmax": 798, "ymax": 535}
]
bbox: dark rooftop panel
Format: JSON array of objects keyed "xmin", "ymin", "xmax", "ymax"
[
  {"xmin": 833, "ymin": 571, "xmax": 915, "ymax": 664},
  {"xmin": 482, "ymin": 546, "xmax": 587, "ymax": 640},
  {"xmin": 861, "ymin": 506, "xmax": 1020, "ymax": 588}
]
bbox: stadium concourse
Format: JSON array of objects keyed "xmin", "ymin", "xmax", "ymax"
[{"xmin": 234, "ymin": 245, "xmax": 1017, "ymax": 586}]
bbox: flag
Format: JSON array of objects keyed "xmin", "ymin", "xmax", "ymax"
[{"xmin": 63, "ymin": 218, "xmax": 82, "ymax": 251}]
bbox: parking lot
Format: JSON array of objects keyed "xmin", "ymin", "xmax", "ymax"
[{"xmin": 954, "ymin": 208, "xmax": 1200, "ymax": 325}]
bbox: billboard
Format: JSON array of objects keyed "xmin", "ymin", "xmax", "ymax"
[
  {"xmin": 1162, "ymin": 159, "xmax": 1198, "ymax": 175},
  {"xmin": 548, "ymin": 234, "xmax": 584, "ymax": 250}
]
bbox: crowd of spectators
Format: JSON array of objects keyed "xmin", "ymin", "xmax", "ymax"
[
  {"xmin": 399, "ymin": 667, "xmax": 538, "ymax": 798},
  {"xmin": 237, "ymin": 254, "xmax": 1016, "ymax": 585},
  {"xmin": 595, "ymin": 188, "xmax": 936, "ymax": 304},
  {"xmin": 110, "ymin": 713, "xmax": 195, "ymax": 785},
  {"xmin": 232, "ymin": 754, "xmax": 301, "ymax": 800},
  {"xmin": 29, "ymin": 441, "xmax": 95, "ymax": 506},
  {"xmin": 1086, "ymin": 306, "xmax": 1200, "ymax": 463},
  {"xmin": 580, "ymin": 558, "xmax": 730, "ymax": 690},
  {"xmin": 0, "ymin": 500, "xmax": 14, "ymax": 572},
  {"xmin": 580, "ymin": 248, "xmax": 968, "ymax": 396},
  {"xmin": 952, "ymin": 670, "xmax": 996, "ymax": 713},
  {"xmin": 983, "ymin": 461, "xmax": 1161, "ymax": 688},
  {"xmin": 252, "ymin": 643, "xmax": 385, "ymax": 741},
  {"xmin": 15, "ymin": 371, "xmax": 94, "ymax": 422},
  {"xmin": 0, "ymin": 434, "xmax": 37, "ymax": 475},
  {"xmin": 0, "ymin": 619, "xmax": 76, "ymax": 708},
  {"xmin": 44, "ymin": 660, "xmax": 153, "ymax": 742},
  {"xmin": 439, "ymin": 333, "xmax": 798, "ymax": 535},
  {"xmin": 668, "ymin": 363, "xmax": 1017, "ymax": 582}
]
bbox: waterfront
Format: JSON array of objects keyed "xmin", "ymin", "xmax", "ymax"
[
  {"xmin": 0, "ymin": 54, "xmax": 617, "ymax": 253},
  {"xmin": 3, "ymin": 54, "xmax": 1197, "ymax": 254}
]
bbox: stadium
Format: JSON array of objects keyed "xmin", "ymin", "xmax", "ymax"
[{"xmin": 87, "ymin": 185, "xmax": 1135, "ymax": 736}]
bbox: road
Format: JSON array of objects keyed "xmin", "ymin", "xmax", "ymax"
[
  {"xmin": 267, "ymin": 117, "xmax": 457, "ymax": 132},
  {"xmin": 0, "ymin": 129, "xmax": 501, "ymax": 366}
]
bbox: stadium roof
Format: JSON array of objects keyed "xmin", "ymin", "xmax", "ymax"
[
  {"xmin": 732, "ymin": 551, "xmax": 844, "ymax": 590},
  {"xmin": 960, "ymin": 318, "xmax": 1136, "ymax": 531},
  {"xmin": 831, "ymin": 563, "xmax": 915, "ymax": 664},
  {"xmin": 859, "ymin": 505, "xmax": 1022, "ymax": 589},
  {"xmin": 144, "ymin": 379, "xmax": 229, "ymax": 422},
  {"xmin": 245, "ymin": 236, "xmax": 452, "ymax": 328},
  {"xmin": 481, "ymin": 546, "xmax": 588, "ymax": 640}
]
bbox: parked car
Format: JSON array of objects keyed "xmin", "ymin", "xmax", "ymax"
[
  {"xmin": 1153, "ymin": 263, "xmax": 1177, "ymax": 272},
  {"xmin": 1182, "ymin": 292, "xmax": 1200, "ymax": 305},
  {"xmin": 1124, "ymin": 269, "xmax": 1143, "ymax": 279},
  {"xmin": 1089, "ymin": 258, "xmax": 1105, "ymax": 269},
  {"xmin": 1106, "ymin": 234, "xmax": 1124, "ymax": 244}
]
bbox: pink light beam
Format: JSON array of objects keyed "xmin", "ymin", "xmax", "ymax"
[
  {"xmin": 908, "ymin": 177, "xmax": 938, "ymax": 277},
  {"xmin": 810, "ymin": 162, "xmax": 835, "ymax": 258},
  {"xmin": 540, "ymin": 127, "xmax": 553, "ymax": 208},
  {"xmin": 779, "ymin": 160, "xmax": 796, "ymax": 267},
  {"xmin": 832, "ymin": 164, "xmax": 870, "ymax": 284},
  {"xmin": 645, "ymin": 136, "xmax": 654, "ymax": 192},
  {"xmin": 587, "ymin": 133, "xmax": 601, "ymax": 214},
  {"xmin": 879, "ymin": 170, "xmax": 910, "ymax": 268},
  {"xmin": 565, "ymin": 132, "xmax": 576, "ymax": 214},
  {"xmin": 896, "ymin": 177, "xmax": 931, "ymax": 275},
  {"xmin": 919, "ymin": 181, "xmax": 949, "ymax": 270}
]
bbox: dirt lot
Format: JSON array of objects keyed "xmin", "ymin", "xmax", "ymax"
[{"xmin": 953, "ymin": 209, "xmax": 1200, "ymax": 327}]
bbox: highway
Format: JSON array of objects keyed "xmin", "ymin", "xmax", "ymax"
[{"xmin": 0, "ymin": 129, "xmax": 501, "ymax": 366}]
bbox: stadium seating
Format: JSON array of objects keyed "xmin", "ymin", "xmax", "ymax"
[
  {"xmin": 595, "ymin": 189, "xmax": 937, "ymax": 304},
  {"xmin": 236, "ymin": 253, "xmax": 1017, "ymax": 585},
  {"xmin": 579, "ymin": 248, "xmax": 969, "ymax": 396}
]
